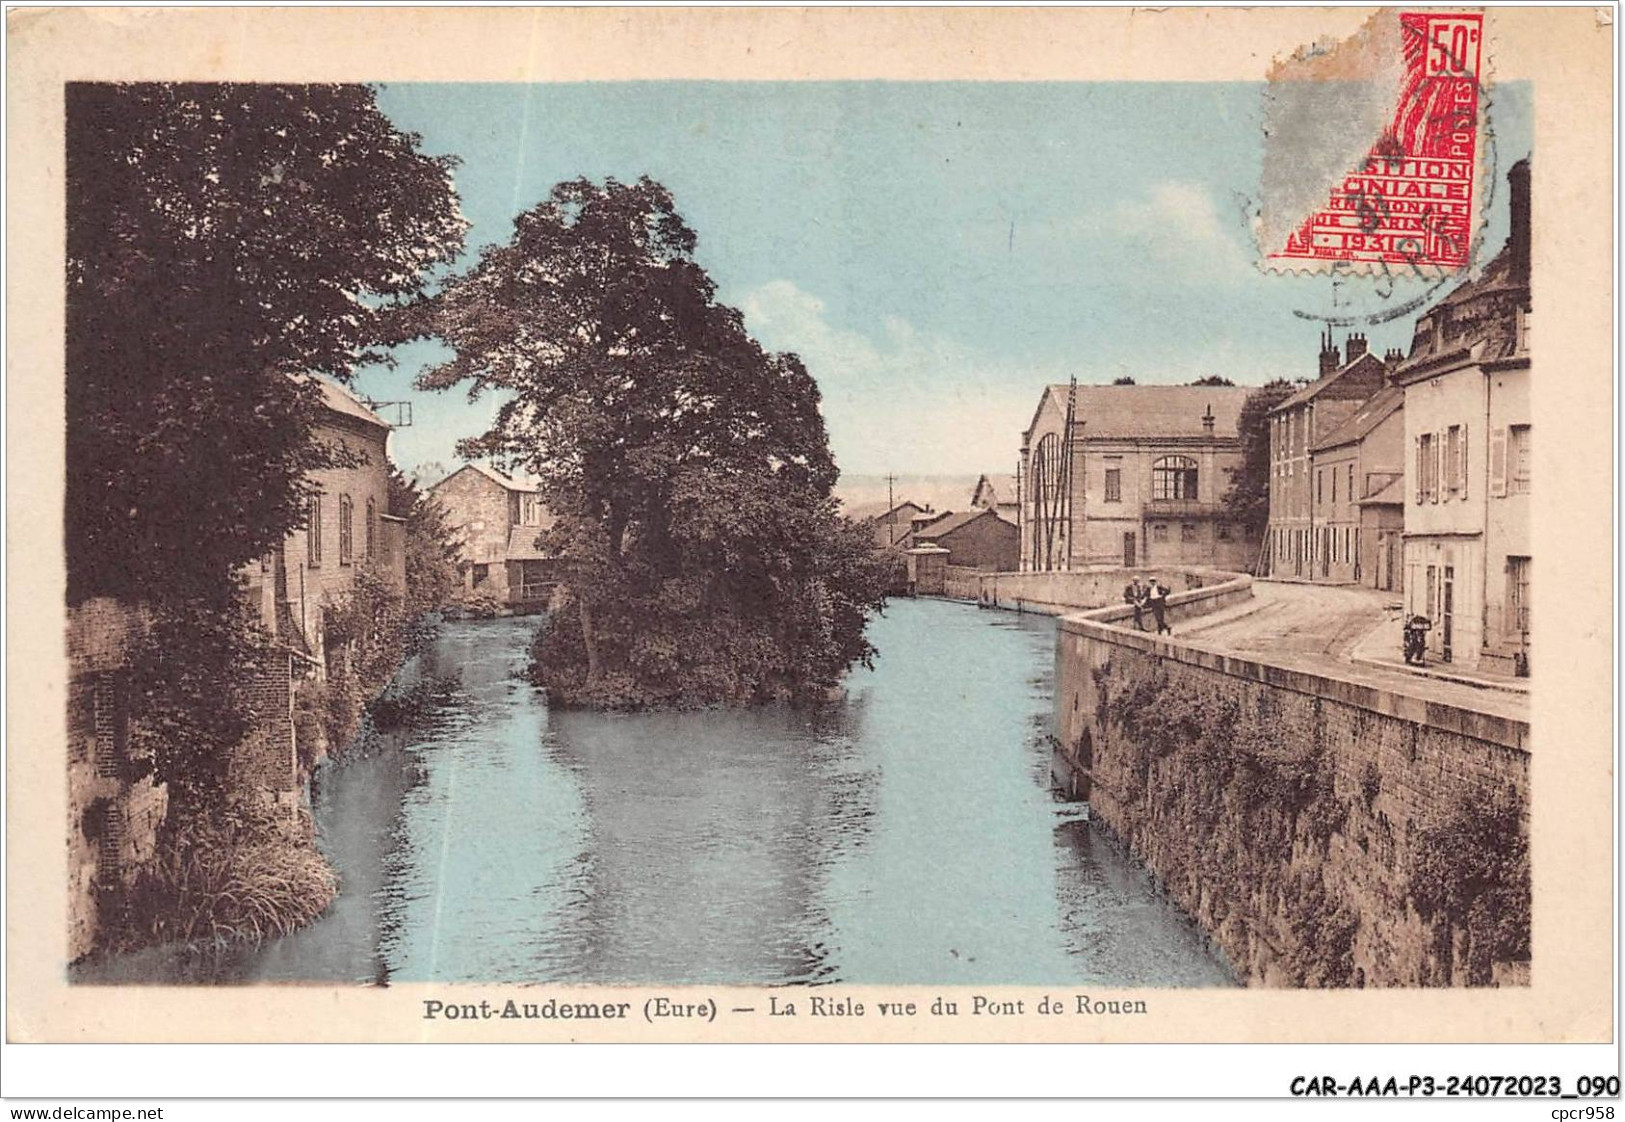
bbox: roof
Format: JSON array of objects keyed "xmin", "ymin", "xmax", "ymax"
[
  {"xmin": 1028, "ymin": 384, "xmax": 1253, "ymax": 441},
  {"xmin": 295, "ymin": 375, "xmax": 391, "ymax": 430},
  {"xmin": 430, "ymin": 462, "xmax": 540, "ymax": 494},
  {"xmin": 845, "ymin": 499, "xmax": 927, "ymax": 523},
  {"xmin": 1271, "ymin": 351, "xmax": 1387, "ymax": 414},
  {"xmin": 972, "ymin": 473, "xmax": 1019, "ymax": 506},
  {"xmin": 912, "ymin": 508, "xmax": 1007, "ymax": 541},
  {"xmin": 1394, "ymin": 240, "xmax": 1530, "ymax": 377},
  {"xmin": 505, "ymin": 524, "xmax": 555, "ymax": 561},
  {"xmin": 1312, "ymin": 384, "xmax": 1405, "ymax": 452},
  {"xmin": 1357, "ymin": 475, "xmax": 1406, "ymax": 505}
]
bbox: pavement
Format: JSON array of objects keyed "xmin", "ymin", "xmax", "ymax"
[{"xmin": 1164, "ymin": 580, "xmax": 1530, "ymax": 723}]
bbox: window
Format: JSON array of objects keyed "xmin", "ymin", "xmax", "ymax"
[
  {"xmin": 1181, "ymin": 523, "xmax": 1199, "ymax": 543},
  {"xmin": 308, "ymin": 494, "xmax": 323, "ymax": 567},
  {"xmin": 1424, "ymin": 564, "xmax": 1437, "ymax": 618},
  {"xmin": 1509, "ymin": 425, "xmax": 1531, "ymax": 493},
  {"xmin": 1217, "ymin": 523, "xmax": 1233, "ymax": 541},
  {"xmin": 1151, "ymin": 523, "xmax": 1169, "ymax": 542},
  {"xmin": 1507, "ymin": 556, "xmax": 1531, "ymax": 636},
  {"xmin": 522, "ymin": 494, "xmax": 542, "ymax": 525},
  {"xmin": 1104, "ymin": 468, "xmax": 1122, "ymax": 503},
  {"xmin": 1417, "ymin": 433, "xmax": 1438, "ymax": 503},
  {"xmin": 509, "ymin": 492, "xmax": 522, "ymax": 526},
  {"xmin": 339, "ymin": 494, "xmax": 354, "ymax": 565},
  {"xmin": 1331, "ymin": 467, "xmax": 1338, "ymax": 505},
  {"xmin": 1318, "ymin": 469, "xmax": 1324, "ymax": 506},
  {"xmin": 365, "ymin": 498, "xmax": 377, "ymax": 562},
  {"xmin": 472, "ymin": 563, "xmax": 490, "ymax": 588},
  {"xmin": 1348, "ymin": 464, "xmax": 1355, "ymax": 503},
  {"xmin": 1152, "ymin": 456, "xmax": 1198, "ymax": 501}
]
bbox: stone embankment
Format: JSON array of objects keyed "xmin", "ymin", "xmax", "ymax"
[{"xmin": 1046, "ymin": 574, "xmax": 1529, "ymax": 988}]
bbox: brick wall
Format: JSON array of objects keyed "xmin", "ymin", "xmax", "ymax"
[
  {"xmin": 66, "ymin": 598, "xmax": 168, "ymax": 961},
  {"xmin": 1054, "ymin": 608, "xmax": 1530, "ymax": 987},
  {"xmin": 229, "ymin": 659, "xmax": 298, "ymax": 796}
]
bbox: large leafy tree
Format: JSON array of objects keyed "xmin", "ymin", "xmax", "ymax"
[
  {"xmin": 66, "ymin": 82, "xmax": 467, "ymax": 608},
  {"xmin": 419, "ymin": 176, "xmax": 890, "ymax": 707},
  {"xmin": 388, "ymin": 467, "xmax": 464, "ymax": 647},
  {"xmin": 1223, "ymin": 379, "xmax": 1296, "ymax": 543},
  {"xmin": 66, "ymin": 83, "xmax": 466, "ymax": 807}
]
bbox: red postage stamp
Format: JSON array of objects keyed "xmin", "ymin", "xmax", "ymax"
[{"xmin": 1265, "ymin": 11, "xmax": 1485, "ymax": 273}]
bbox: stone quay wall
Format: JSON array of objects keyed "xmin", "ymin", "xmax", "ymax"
[{"xmin": 1053, "ymin": 598, "xmax": 1531, "ymax": 988}]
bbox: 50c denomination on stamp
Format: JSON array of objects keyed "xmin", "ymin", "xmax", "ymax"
[{"xmin": 1265, "ymin": 10, "xmax": 1485, "ymax": 274}]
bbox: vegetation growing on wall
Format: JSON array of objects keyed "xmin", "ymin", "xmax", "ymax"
[
  {"xmin": 1085, "ymin": 655, "xmax": 1530, "ymax": 987},
  {"xmin": 1092, "ymin": 659, "xmax": 1364, "ymax": 987},
  {"xmin": 1407, "ymin": 782, "xmax": 1530, "ymax": 985}
]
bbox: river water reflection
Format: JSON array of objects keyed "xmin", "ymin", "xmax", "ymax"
[{"xmin": 88, "ymin": 598, "xmax": 1235, "ymax": 987}]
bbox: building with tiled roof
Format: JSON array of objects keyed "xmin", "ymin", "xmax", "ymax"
[
  {"xmin": 1262, "ymin": 335, "xmax": 1396, "ymax": 579},
  {"xmin": 1019, "ymin": 382, "xmax": 1259, "ymax": 571},
  {"xmin": 1309, "ymin": 383, "xmax": 1407, "ymax": 589},
  {"xmin": 430, "ymin": 463, "xmax": 557, "ymax": 609},
  {"xmin": 1391, "ymin": 159, "xmax": 1532, "ymax": 674},
  {"xmin": 970, "ymin": 473, "xmax": 1020, "ymax": 523},
  {"xmin": 911, "ymin": 507, "xmax": 1019, "ymax": 571}
]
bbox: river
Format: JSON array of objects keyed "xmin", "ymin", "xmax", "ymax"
[{"xmin": 82, "ymin": 598, "xmax": 1234, "ymax": 987}]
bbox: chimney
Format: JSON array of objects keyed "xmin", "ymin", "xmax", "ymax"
[
  {"xmin": 1345, "ymin": 332, "xmax": 1369, "ymax": 362},
  {"xmin": 1202, "ymin": 404, "xmax": 1215, "ymax": 435},
  {"xmin": 1509, "ymin": 157, "xmax": 1530, "ymax": 287},
  {"xmin": 1318, "ymin": 328, "xmax": 1341, "ymax": 378}
]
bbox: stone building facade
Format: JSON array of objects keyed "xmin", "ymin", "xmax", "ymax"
[
  {"xmin": 67, "ymin": 380, "xmax": 408, "ymax": 957},
  {"xmin": 1019, "ymin": 384, "xmax": 1256, "ymax": 572},
  {"xmin": 430, "ymin": 463, "xmax": 555, "ymax": 608},
  {"xmin": 1264, "ymin": 337, "xmax": 1393, "ymax": 579},
  {"xmin": 1395, "ymin": 159, "xmax": 1532, "ymax": 673},
  {"xmin": 1308, "ymin": 384, "xmax": 1406, "ymax": 587}
]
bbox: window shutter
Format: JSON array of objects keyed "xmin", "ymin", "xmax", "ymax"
[
  {"xmin": 1459, "ymin": 425, "xmax": 1468, "ymax": 499},
  {"xmin": 1490, "ymin": 427, "xmax": 1507, "ymax": 496},
  {"xmin": 1415, "ymin": 437, "xmax": 1424, "ymax": 503},
  {"xmin": 1433, "ymin": 433, "xmax": 1443, "ymax": 503}
]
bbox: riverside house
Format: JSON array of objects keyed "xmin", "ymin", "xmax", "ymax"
[
  {"xmin": 430, "ymin": 463, "xmax": 557, "ymax": 610},
  {"xmin": 68, "ymin": 377, "xmax": 407, "ymax": 959},
  {"xmin": 1393, "ymin": 160, "xmax": 1532, "ymax": 674}
]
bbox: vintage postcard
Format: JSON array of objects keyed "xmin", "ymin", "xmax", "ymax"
[{"xmin": 3, "ymin": 4, "xmax": 1615, "ymax": 1075}]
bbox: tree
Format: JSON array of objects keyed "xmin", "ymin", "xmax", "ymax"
[
  {"xmin": 66, "ymin": 82, "xmax": 467, "ymax": 609},
  {"xmin": 1189, "ymin": 375, "xmax": 1236, "ymax": 386},
  {"xmin": 419, "ymin": 176, "xmax": 891, "ymax": 707},
  {"xmin": 1223, "ymin": 379, "xmax": 1296, "ymax": 542},
  {"xmin": 1111, "ymin": 376, "xmax": 1137, "ymax": 385},
  {"xmin": 389, "ymin": 467, "xmax": 464, "ymax": 647},
  {"xmin": 66, "ymin": 82, "xmax": 466, "ymax": 805}
]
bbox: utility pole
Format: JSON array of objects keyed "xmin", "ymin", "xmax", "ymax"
[{"xmin": 886, "ymin": 472, "xmax": 896, "ymax": 547}]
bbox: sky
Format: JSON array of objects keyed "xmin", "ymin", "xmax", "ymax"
[{"xmin": 353, "ymin": 81, "xmax": 1533, "ymax": 485}]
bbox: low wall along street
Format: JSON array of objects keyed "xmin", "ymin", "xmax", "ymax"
[
  {"xmin": 1049, "ymin": 579, "xmax": 1531, "ymax": 989},
  {"xmin": 962, "ymin": 567, "xmax": 1232, "ymax": 615}
]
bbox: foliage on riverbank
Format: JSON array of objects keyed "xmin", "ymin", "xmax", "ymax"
[{"xmin": 99, "ymin": 803, "xmax": 337, "ymax": 954}]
